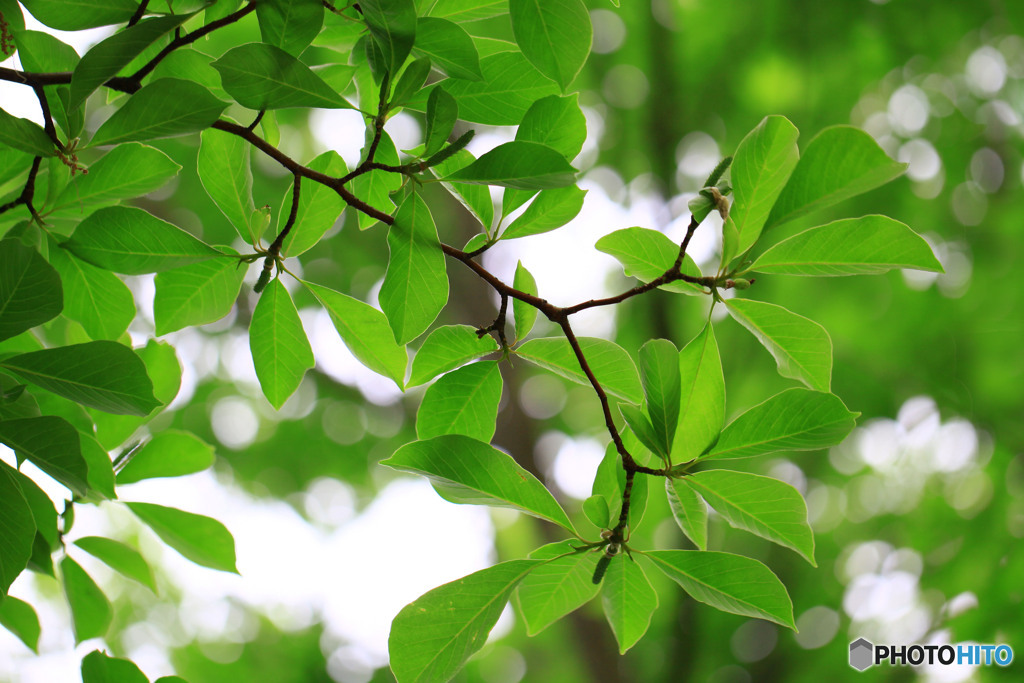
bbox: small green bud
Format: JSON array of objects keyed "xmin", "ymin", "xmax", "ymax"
[{"xmin": 726, "ymin": 278, "xmax": 752, "ymax": 290}]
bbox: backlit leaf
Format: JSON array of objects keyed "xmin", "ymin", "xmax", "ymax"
[
  {"xmin": 446, "ymin": 141, "xmax": 576, "ymax": 190},
  {"xmin": 516, "ymin": 337, "xmax": 643, "ymax": 404},
  {"xmin": 61, "ymin": 557, "xmax": 112, "ymax": 643},
  {"xmin": 601, "ymin": 555, "xmax": 658, "ymax": 654},
  {"xmin": 90, "ymin": 79, "xmax": 227, "ymax": 147},
  {"xmin": 0, "ymin": 240, "xmax": 63, "ymax": 343},
  {"xmin": 74, "ymin": 537, "xmax": 157, "ymax": 592},
  {"xmin": 249, "ymin": 278, "xmax": 315, "ymax": 409},
  {"xmin": 516, "ymin": 541, "xmax": 600, "ymax": 635},
  {"xmin": 212, "ymin": 43, "xmax": 353, "ymax": 110},
  {"xmin": 116, "ymin": 429, "xmax": 215, "ymax": 485},
  {"xmin": 672, "ymin": 323, "xmax": 724, "ymax": 463},
  {"xmin": 408, "ymin": 325, "xmax": 498, "ymax": 386},
  {"xmin": 0, "ymin": 417, "xmax": 88, "ymax": 496},
  {"xmin": 127, "ymin": 502, "xmax": 238, "ymax": 573},
  {"xmin": 153, "ymin": 254, "xmax": 247, "ymax": 336},
  {"xmin": 510, "ymin": 0, "xmax": 591, "ymax": 91},
  {"xmin": 416, "ymin": 361, "xmax": 502, "ymax": 442},
  {"xmin": 595, "ymin": 227, "xmax": 704, "ymax": 295}
]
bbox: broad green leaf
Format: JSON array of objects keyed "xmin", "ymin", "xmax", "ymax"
[
  {"xmin": 11, "ymin": 468, "xmax": 58, "ymax": 550},
  {"xmin": 0, "ymin": 596, "xmax": 40, "ymax": 652},
  {"xmin": 726, "ymin": 115, "xmax": 800, "ymax": 259},
  {"xmin": 705, "ymin": 388, "xmax": 857, "ymax": 460},
  {"xmin": 81, "ymin": 650, "xmax": 149, "ymax": 683},
  {"xmin": 516, "ymin": 541, "xmax": 600, "ymax": 635},
  {"xmin": 389, "ymin": 559, "xmax": 539, "ymax": 683},
  {"xmin": 516, "ymin": 337, "xmax": 643, "ymax": 404},
  {"xmin": 212, "ymin": 43, "xmax": 353, "ymax": 110},
  {"xmin": 280, "ymin": 151, "xmax": 347, "ymax": 256},
  {"xmin": 424, "ymin": 86, "xmax": 457, "ymax": 157},
  {"xmin": 351, "ymin": 131, "xmax": 402, "ymax": 230},
  {"xmin": 47, "ymin": 245, "xmax": 135, "ymax": 341},
  {"xmin": 592, "ymin": 441, "xmax": 648, "ymax": 531},
  {"xmin": 666, "ymin": 479, "xmax": 707, "ymax": 551},
  {"xmin": 74, "ymin": 537, "xmax": 157, "ymax": 592},
  {"xmin": 431, "ymin": 149, "xmax": 494, "ymax": 229},
  {"xmin": 765, "ymin": 125, "xmax": 907, "ymax": 230},
  {"xmin": 361, "ymin": 0, "xmax": 417, "ymax": 74},
  {"xmin": 725, "ymin": 298, "xmax": 832, "ymax": 392},
  {"xmin": 414, "ymin": 17, "xmax": 482, "ymax": 80},
  {"xmin": 639, "ymin": 339, "xmax": 681, "ymax": 457},
  {"xmin": 153, "ymin": 255, "xmax": 247, "ymax": 335},
  {"xmin": 0, "ymin": 108, "xmax": 55, "ymax": 157},
  {"xmin": 64, "ymin": 206, "xmax": 225, "ymax": 274},
  {"xmin": 512, "ymin": 261, "xmax": 538, "ymax": 340},
  {"xmin": 672, "ymin": 323, "xmax": 724, "ymax": 463},
  {"xmin": 601, "ymin": 555, "xmax": 658, "ymax": 654},
  {"xmin": 249, "ymin": 278, "xmax": 314, "ymax": 409},
  {"xmin": 684, "ymin": 470, "xmax": 815, "ymax": 565},
  {"xmin": 510, "ymin": 0, "xmax": 591, "ymax": 91},
  {"xmin": 408, "ymin": 325, "xmax": 498, "ymax": 386},
  {"xmin": 0, "ymin": 240, "xmax": 63, "ymax": 343},
  {"xmin": 18, "ymin": 0, "xmax": 136, "ymax": 30},
  {"xmin": 53, "ymin": 143, "xmax": 181, "ymax": 214},
  {"xmin": 127, "ymin": 502, "xmax": 238, "ymax": 573},
  {"xmin": 0, "ymin": 417, "xmax": 88, "ymax": 496},
  {"xmin": 380, "ymin": 193, "xmax": 449, "ymax": 344},
  {"xmin": 61, "ymin": 557, "xmax": 112, "ymax": 643},
  {"xmin": 0, "ymin": 461, "xmax": 35, "ymax": 598},
  {"xmin": 198, "ymin": 128, "xmax": 255, "ymax": 241},
  {"xmin": 391, "ymin": 58, "xmax": 431, "ymax": 108},
  {"xmin": 304, "ymin": 281, "xmax": 407, "ymax": 389},
  {"xmin": 148, "ymin": 46, "xmax": 226, "ymax": 98},
  {"xmin": 750, "ymin": 215, "xmax": 944, "ymax": 276},
  {"xmin": 416, "ymin": 361, "xmax": 502, "ymax": 441},
  {"xmin": 442, "ymin": 51, "xmax": 560, "ymax": 125},
  {"xmin": 90, "ymin": 79, "xmax": 228, "ymax": 147},
  {"xmin": 1, "ymin": 342, "xmax": 160, "ymax": 416},
  {"xmin": 256, "ymin": 0, "xmax": 324, "ymax": 56},
  {"xmin": 644, "ymin": 550, "xmax": 795, "ymax": 629},
  {"xmin": 69, "ymin": 14, "xmax": 192, "ymax": 111},
  {"xmin": 14, "ymin": 30, "xmax": 79, "ymax": 72},
  {"xmin": 382, "ymin": 434, "xmax": 576, "ymax": 532},
  {"xmin": 116, "ymin": 429, "xmax": 215, "ymax": 485},
  {"xmin": 619, "ymin": 403, "xmax": 665, "ymax": 461},
  {"xmin": 582, "ymin": 494, "xmax": 610, "ymax": 529},
  {"xmin": 420, "ymin": 0, "xmax": 507, "ymax": 21},
  {"xmin": 595, "ymin": 227, "xmax": 704, "ymax": 295},
  {"xmin": 501, "ymin": 186, "xmax": 586, "ymax": 240},
  {"xmin": 0, "ymin": 0, "xmax": 23, "ymax": 59},
  {"xmin": 446, "ymin": 141, "xmax": 576, "ymax": 190},
  {"xmin": 79, "ymin": 435, "xmax": 115, "ymax": 502}
]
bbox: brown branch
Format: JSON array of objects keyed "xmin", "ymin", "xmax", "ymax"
[
  {"xmin": 0, "ymin": 156, "xmax": 43, "ymax": 219},
  {"xmin": 127, "ymin": 0, "xmax": 151, "ymax": 27}
]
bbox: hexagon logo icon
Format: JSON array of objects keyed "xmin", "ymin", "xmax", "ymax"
[{"xmin": 850, "ymin": 638, "xmax": 874, "ymax": 671}]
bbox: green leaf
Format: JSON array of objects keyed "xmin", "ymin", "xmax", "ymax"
[
  {"xmin": 644, "ymin": 550, "xmax": 795, "ymax": 629},
  {"xmin": 116, "ymin": 429, "xmax": 216, "ymax": 485},
  {"xmin": 516, "ymin": 337, "xmax": 643, "ymax": 404},
  {"xmin": 18, "ymin": 0, "xmax": 136, "ymax": 30},
  {"xmin": 279, "ymin": 151, "xmax": 347, "ymax": 256},
  {"xmin": 442, "ymin": 51, "xmax": 560, "ymax": 125},
  {"xmin": 672, "ymin": 323, "xmax": 724, "ymax": 463},
  {"xmin": 249, "ymin": 278, "xmax": 314, "ymax": 409},
  {"xmin": 725, "ymin": 298, "xmax": 832, "ymax": 392},
  {"xmin": 408, "ymin": 325, "xmax": 498, "ymax": 386},
  {"xmin": 389, "ymin": 559, "xmax": 539, "ymax": 683},
  {"xmin": 512, "ymin": 261, "xmax": 538, "ymax": 341},
  {"xmin": 765, "ymin": 125, "xmax": 907, "ymax": 230},
  {"xmin": 750, "ymin": 215, "xmax": 944, "ymax": 276},
  {"xmin": 666, "ymin": 479, "xmax": 707, "ymax": 551},
  {"xmin": 153, "ymin": 255, "xmax": 247, "ymax": 335},
  {"xmin": 127, "ymin": 502, "xmax": 238, "ymax": 573},
  {"xmin": 380, "ymin": 193, "xmax": 449, "ymax": 344},
  {"xmin": 0, "ymin": 240, "xmax": 63, "ymax": 343},
  {"xmin": 446, "ymin": 141, "xmax": 576, "ymax": 190},
  {"xmin": 684, "ymin": 470, "xmax": 815, "ymax": 565},
  {"xmin": 510, "ymin": 0, "xmax": 591, "ymax": 91},
  {"xmin": 1, "ymin": 341, "xmax": 161, "ymax": 416},
  {"xmin": 726, "ymin": 115, "xmax": 800, "ymax": 258},
  {"xmin": 416, "ymin": 361, "xmax": 502, "ymax": 442},
  {"xmin": 351, "ymin": 131, "xmax": 402, "ymax": 230},
  {"xmin": 64, "ymin": 206, "xmax": 225, "ymax": 274},
  {"xmin": 705, "ymin": 387, "xmax": 858, "ymax": 460},
  {"xmin": 619, "ymin": 403, "xmax": 665, "ymax": 461},
  {"xmin": 594, "ymin": 227, "xmax": 704, "ymax": 295},
  {"xmin": 430, "ymin": 149, "xmax": 494, "ymax": 229},
  {"xmin": 74, "ymin": 537, "xmax": 157, "ymax": 592},
  {"xmin": 61, "ymin": 557, "xmax": 112, "ymax": 643},
  {"xmin": 304, "ymin": 281, "xmax": 406, "ymax": 389},
  {"xmin": 501, "ymin": 186, "xmax": 586, "ymax": 240},
  {"xmin": 81, "ymin": 649, "xmax": 149, "ymax": 683},
  {"xmin": 0, "ymin": 417, "xmax": 89, "ymax": 496},
  {"xmin": 79, "ymin": 435, "xmax": 115, "ymax": 502},
  {"xmin": 0, "ymin": 107, "xmax": 56, "ymax": 157},
  {"xmin": 601, "ymin": 555, "xmax": 658, "ymax": 654},
  {"xmin": 0, "ymin": 461, "xmax": 35, "ymax": 598},
  {"xmin": 256, "ymin": 0, "xmax": 324, "ymax": 56},
  {"xmin": 638, "ymin": 339, "xmax": 681, "ymax": 457},
  {"xmin": 47, "ymin": 245, "xmax": 135, "ymax": 341},
  {"xmin": 592, "ymin": 441, "xmax": 648, "ymax": 531},
  {"xmin": 90, "ymin": 79, "xmax": 227, "ymax": 147},
  {"xmin": 414, "ymin": 17, "xmax": 482, "ymax": 80},
  {"xmin": 391, "ymin": 58, "xmax": 432, "ymax": 108},
  {"xmin": 52, "ymin": 143, "xmax": 181, "ymax": 215},
  {"xmin": 212, "ymin": 43, "xmax": 353, "ymax": 110},
  {"xmin": 11, "ymin": 468, "xmax": 58, "ymax": 550},
  {"xmin": 0, "ymin": 596, "xmax": 40, "ymax": 652},
  {"xmin": 70, "ymin": 14, "xmax": 193, "ymax": 111},
  {"xmin": 0, "ymin": 0, "xmax": 23, "ymax": 60},
  {"xmin": 14, "ymin": 30, "xmax": 80, "ymax": 72},
  {"xmin": 198, "ymin": 128, "xmax": 255, "ymax": 241},
  {"xmin": 583, "ymin": 494, "xmax": 610, "ymax": 529},
  {"xmin": 419, "ymin": 0, "xmax": 507, "ymax": 21},
  {"xmin": 361, "ymin": 0, "xmax": 417, "ymax": 74},
  {"xmin": 516, "ymin": 541, "xmax": 600, "ymax": 635},
  {"xmin": 382, "ymin": 434, "xmax": 576, "ymax": 532},
  {"xmin": 424, "ymin": 87, "xmax": 458, "ymax": 157}
]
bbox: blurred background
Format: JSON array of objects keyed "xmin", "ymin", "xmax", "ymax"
[{"xmin": 1, "ymin": 0, "xmax": 1023, "ymax": 681}]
